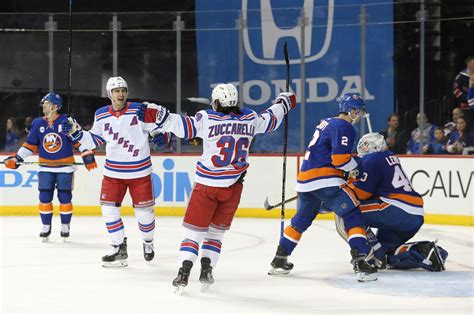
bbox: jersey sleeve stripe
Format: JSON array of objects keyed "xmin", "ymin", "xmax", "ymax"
[
  {"xmin": 331, "ymin": 153, "xmax": 352, "ymax": 167},
  {"xmin": 180, "ymin": 116, "xmax": 189, "ymax": 139},
  {"xmin": 91, "ymin": 133, "xmax": 105, "ymax": 146},
  {"xmin": 22, "ymin": 142, "xmax": 38, "ymax": 153}
]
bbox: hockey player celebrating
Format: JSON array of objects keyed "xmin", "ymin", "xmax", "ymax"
[
  {"xmin": 268, "ymin": 93, "xmax": 377, "ymax": 282},
  {"xmin": 62, "ymin": 77, "xmax": 160, "ymax": 267},
  {"xmin": 335, "ymin": 132, "xmax": 448, "ymax": 272},
  {"xmin": 137, "ymin": 83, "xmax": 296, "ymax": 292},
  {"xmin": 3, "ymin": 93, "xmax": 96, "ymax": 242}
]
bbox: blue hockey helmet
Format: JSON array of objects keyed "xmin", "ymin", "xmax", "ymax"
[
  {"xmin": 338, "ymin": 93, "xmax": 365, "ymax": 113},
  {"xmin": 40, "ymin": 93, "xmax": 63, "ymax": 110}
]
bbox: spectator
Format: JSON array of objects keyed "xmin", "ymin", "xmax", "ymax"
[
  {"xmin": 379, "ymin": 113, "xmax": 408, "ymax": 154},
  {"xmin": 443, "ymin": 108, "xmax": 464, "ymax": 138},
  {"xmin": 422, "ymin": 127, "xmax": 448, "ymax": 154},
  {"xmin": 407, "ymin": 113, "xmax": 436, "ymax": 155},
  {"xmin": 453, "ymin": 56, "xmax": 474, "ymax": 109},
  {"xmin": 19, "ymin": 116, "xmax": 33, "ymax": 143},
  {"xmin": 446, "ymin": 116, "xmax": 473, "ymax": 154},
  {"xmin": 4, "ymin": 117, "xmax": 20, "ymax": 152}
]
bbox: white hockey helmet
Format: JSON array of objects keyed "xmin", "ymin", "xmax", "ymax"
[
  {"xmin": 211, "ymin": 83, "xmax": 238, "ymax": 110},
  {"xmin": 357, "ymin": 132, "xmax": 387, "ymax": 157},
  {"xmin": 106, "ymin": 76, "xmax": 128, "ymax": 99}
]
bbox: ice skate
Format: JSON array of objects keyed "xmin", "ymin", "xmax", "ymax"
[
  {"xmin": 60, "ymin": 224, "xmax": 70, "ymax": 242},
  {"xmin": 102, "ymin": 238, "xmax": 128, "ymax": 268},
  {"xmin": 351, "ymin": 249, "xmax": 378, "ymax": 282},
  {"xmin": 199, "ymin": 257, "xmax": 214, "ymax": 292},
  {"xmin": 172, "ymin": 260, "xmax": 193, "ymax": 295},
  {"xmin": 143, "ymin": 240, "xmax": 154, "ymax": 263},
  {"xmin": 39, "ymin": 225, "xmax": 51, "ymax": 243},
  {"xmin": 268, "ymin": 245, "xmax": 294, "ymax": 275}
]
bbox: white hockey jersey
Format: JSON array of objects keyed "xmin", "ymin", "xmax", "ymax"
[
  {"xmin": 159, "ymin": 103, "xmax": 287, "ymax": 187},
  {"xmin": 77, "ymin": 102, "xmax": 158, "ymax": 179}
]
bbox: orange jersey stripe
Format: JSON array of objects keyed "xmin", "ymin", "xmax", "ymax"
[
  {"xmin": 39, "ymin": 203, "xmax": 53, "ymax": 211},
  {"xmin": 284, "ymin": 226, "xmax": 302, "ymax": 241},
  {"xmin": 60, "ymin": 203, "xmax": 73, "ymax": 212},
  {"xmin": 348, "ymin": 184, "xmax": 372, "ymax": 201},
  {"xmin": 297, "ymin": 167, "xmax": 343, "ymax": 181},
  {"xmin": 39, "ymin": 156, "xmax": 76, "ymax": 165},
  {"xmin": 331, "ymin": 153, "xmax": 351, "ymax": 167},
  {"xmin": 388, "ymin": 193, "xmax": 424, "ymax": 207},
  {"xmin": 359, "ymin": 202, "xmax": 390, "ymax": 212},
  {"xmin": 22, "ymin": 142, "xmax": 38, "ymax": 153},
  {"xmin": 73, "ymin": 142, "xmax": 81, "ymax": 149},
  {"xmin": 347, "ymin": 227, "xmax": 366, "ymax": 237}
]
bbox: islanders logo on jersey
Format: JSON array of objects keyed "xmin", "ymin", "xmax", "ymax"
[{"xmin": 42, "ymin": 132, "xmax": 63, "ymax": 153}]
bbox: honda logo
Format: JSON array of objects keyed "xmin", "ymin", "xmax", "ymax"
[{"xmin": 242, "ymin": 0, "xmax": 334, "ymax": 65}]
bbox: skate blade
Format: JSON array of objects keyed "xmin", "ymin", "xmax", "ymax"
[
  {"xmin": 102, "ymin": 260, "xmax": 128, "ymax": 268},
  {"xmin": 41, "ymin": 237, "xmax": 49, "ymax": 243},
  {"xmin": 62, "ymin": 237, "xmax": 68, "ymax": 243},
  {"xmin": 174, "ymin": 285, "xmax": 185, "ymax": 296},
  {"xmin": 356, "ymin": 272, "xmax": 377, "ymax": 282},
  {"xmin": 268, "ymin": 267, "xmax": 291, "ymax": 276}
]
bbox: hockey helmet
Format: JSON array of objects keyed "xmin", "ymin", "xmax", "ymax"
[
  {"xmin": 40, "ymin": 93, "xmax": 63, "ymax": 111},
  {"xmin": 211, "ymin": 83, "xmax": 238, "ymax": 109},
  {"xmin": 338, "ymin": 93, "xmax": 365, "ymax": 113},
  {"xmin": 357, "ymin": 132, "xmax": 387, "ymax": 156},
  {"xmin": 106, "ymin": 76, "xmax": 128, "ymax": 99}
]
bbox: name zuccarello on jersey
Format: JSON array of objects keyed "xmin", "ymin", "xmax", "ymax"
[{"xmin": 208, "ymin": 123, "xmax": 255, "ymax": 138}]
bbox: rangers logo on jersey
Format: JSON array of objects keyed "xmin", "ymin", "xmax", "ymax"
[{"xmin": 42, "ymin": 132, "xmax": 63, "ymax": 153}]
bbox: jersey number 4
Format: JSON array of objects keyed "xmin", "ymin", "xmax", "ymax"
[
  {"xmin": 211, "ymin": 136, "xmax": 249, "ymax": 169},
  {"xmin": 392, "ymin": 165, "xmax": 413, "ymax": 192}
]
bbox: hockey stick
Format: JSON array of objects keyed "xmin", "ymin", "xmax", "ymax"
[
  {"xmin": 1, "ymin": 161, "xmax": 84, "ymax": 166},
  {"xmin": 365, "ymin": 112, "xmax": 373, "ymax": 133},
  {"xmin": 264, "ymin": 195, "xmax": 297, "ymax": 210},
  {"xmin": 66, "ymin": 0, "xmax": 73, "ymax": 114},
  {"xmin": 279, "ymin": 41, "xmax": 290, "ymax": 239}
]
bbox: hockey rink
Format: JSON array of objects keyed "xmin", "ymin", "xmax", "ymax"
[{"xmin": 1, "ymin": 216, "xmax": 473, "ymax": 314}]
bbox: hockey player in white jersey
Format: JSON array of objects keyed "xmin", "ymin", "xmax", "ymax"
[
  {"xmin": 62, "ymin": 76, "xmax": 160, "ymax": 267},
  {"xmin": 138, "ymin": 83, "xmax": 296, "ymax": 292}
]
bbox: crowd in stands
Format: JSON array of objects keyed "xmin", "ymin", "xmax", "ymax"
[{"xmin": 3, "ymin": 56, "xmax": 474, "ymax": 155}]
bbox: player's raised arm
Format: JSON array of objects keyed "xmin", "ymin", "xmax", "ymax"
[{"xmin": 254, "ymin": 92, "xmax": 296, "ymax": 134}]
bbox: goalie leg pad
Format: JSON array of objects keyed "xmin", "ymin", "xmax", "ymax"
[{"xmin": 387, "ymin": 241, "xmax": 448, "ymax": 272}]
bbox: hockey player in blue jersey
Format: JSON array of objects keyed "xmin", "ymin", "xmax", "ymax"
[
  {"xmin": 3, "ymin": 93, "xmax": 96, "ymax": 242},
  {"xmin": 269, "ymin": 93, "xmax": 378, "ymax": 282},
  {"xmin": 335, "ymin": 133, "xmax": 448, "ymax": 272}
]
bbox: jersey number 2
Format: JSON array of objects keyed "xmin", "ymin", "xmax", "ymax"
[{"xmin": 211, "ymin": 136, "xmax": 249, "ymax": 169}]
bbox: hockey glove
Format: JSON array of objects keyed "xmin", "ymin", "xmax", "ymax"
[
  {"xmin": 61, "ymin": 117, "xmax": 83, "ymax": 141},
  {"xmin": 152, "ymin": 132, "xmax": 172, "ymax": 147},
  {"xmin": 275, "ymin": 92, "xmax": 297, "ymax": 114},
  {"xmin": 3, "ymin": 155, "xmax": 23, "ymax": 169},
  {"xmin": 81, "ymin": 150, "xmax": 97, "ymax": 171},
  {"xmin": 138, "ymin": 102, "xmax": 170, "ymax": 127}
]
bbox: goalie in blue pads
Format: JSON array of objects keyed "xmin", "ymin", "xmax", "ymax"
[{"xmin": 336, "ymin": 133, "xmax": 448, "ymax": 272}]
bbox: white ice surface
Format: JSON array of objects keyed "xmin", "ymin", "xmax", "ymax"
[{"xmin": 1, "ymin": 216, "xmax": 473, "ymax": 314}]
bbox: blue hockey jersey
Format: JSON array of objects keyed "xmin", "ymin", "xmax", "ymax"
[
  {"xmin": 17, "ymin": 114, "xmax": 79, "ymax": 173},
  {"xmin": 296, "ymin": 118, "xmax": 359, "ymax": 192},
  {"xmin": 350, "ymin": 151, "xmax": 424, "ymax": 216}
]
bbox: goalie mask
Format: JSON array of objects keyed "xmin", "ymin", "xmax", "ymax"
[
  {"xmin": 211, "ymin": 83, "xmax": 238, "ymax": 110},
  {"xmin": 106, "ymin": 76, "xmax": 128, "ymax": 100},
  {"xmin": 357, "ymin": 132, "xmax": 387, "ymax": 157}
]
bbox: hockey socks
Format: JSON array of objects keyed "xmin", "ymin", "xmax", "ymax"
[
  {"xmin": 39, "ymin": 202, "xmax": 53, "ymax": 225},
  {"xmin": 135, "ymin": 206, "xmax": 155, "ymax": 242},
  {"xmin": 279, "ymin": 225, "xmax": 302, "ymax": 256},
  {"xmin": 59, "ymin": 203, "xmax": 73, "ymax": 225}
]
